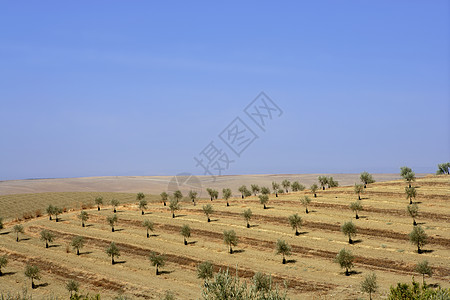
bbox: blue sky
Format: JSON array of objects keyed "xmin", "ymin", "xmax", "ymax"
[{"xmin": 0, "ymin": 1, "xmax": 449, "ymax": 180}]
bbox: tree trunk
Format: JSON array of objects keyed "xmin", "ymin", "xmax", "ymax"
[
  {"xmin": 314, "ymin": 193, "xmax": 316, "ymax": 198},
  {"xmin": 349, "ymin": 237, "xmax": 353, "ymax": 244},
  {"xmin": 98, "ymin": 206, "xmax": 100, "ymax": 211},
  {"xmin": 418, "ymin": 245, "xmax": 421, "ymax": 254},
  {"xmin": 229, "ymin": 246, "xmax": 233, "ymax": 254},
  {"xmin": 207, "ymin": 217, "xmax": 210, "ymax": 222},
  {"xmin": 247, "ymin": 222, "xmax": 250, "ymax": 228},
  {"xmin": 295, "ymin": 229, "xmax": 299, "ymax": 236},
  {"xmin": 241, "ymin": 195, "xmax": 244, "ymax": 199},
  {"xmin": 142, "ymin": 210, "xmax": 144, "ymax": 215},
  {"xmin": 322, "ymin": 186, "xmax": 325, "ymax": 190},
  {"xmin": 114, "ymin": 208, "xmax": 116, "ymax": 213},
  {"xmin": 275, "ymin": 193, "xmax": 278, "ymax": 197},
  {"xmin": 56, "ymin": 217, "xmax": 59, "ymax": 222},
  {"xmin": 413, "ymin": 219, "xmax": 417, "ymax": 226},
  {"xmin": 409, "ymin": 183, "xmax": 411, "ymax": 188},
  {"xmin": 46, "ymin": 241, "xmax": 48, "ymax": 248},
  {"xmin": 77, "ymin": 249, "xmax": 80, "ymax": 255},
  {"xmin": 147, "ymin": 231, "xmax": 150, "ymax": 238},
  {"xmin": 184, "ymin": 238, "xmax": 187, "ymax": 245},
  {"xmin": 172, "ymin": 213, "xmax": 175, "ymax": 218},
  {"xmin": 264, "ymin": 204, "xmax": 266, "ymax": 209},
  {"xmin": 16, "ymin": 234, "xmax": 19, "ymax": 242},
  {"xmin": 345, "ymin": 268, "xmax": 349, "ymax": 276},
  {"xmin": 364, "ymin": 184, "xmax": 367, "ymax": 188},
  {"xmin": 49, "ymin": 216, "xmax": 52, "ymax": 221},
  {"xmin": 422, "ymin": 274, "xmax": 425, "ymax": 286},
  {"xmin": 164, "ymin": 202, "xmax": 166, "ymax": 206},
  {"xmin": 32, "ymin": 279, "xmax": 35, "ymax": 289},
  {"xmin": 112, "ymin": 227, "xmax": 114, "ymax": 232},
  {"xmin": 282, "ymin": 256, "xmax": 286, "ymax": 264},
  {"xmin": 410, "ymin": 199, "xmax": 412, "ymax": 204},
  {"xmin": 112, "ymin": 257, "xmax": 114, "ymax": 265},
  {"xmin": 306, "ymin": 208, "xmax": 309, "ymax": 214},
  {"xmin": 356, "ymin": 213, "xmax": 359, "ymax": 219},
  {"xmin": 82, "ymin": 222, "xmax": 85, "ymax": 227},
  {"xmin": 156, "ymin": 266, "xmax": 159, "ymax": 275},
  {"xmin": 358, "ymin": 195, "xmax": 361, "ymax": 200},
  {"xmin": 227, "ymin": 202, "xmax": 229, "ymax": 207}
]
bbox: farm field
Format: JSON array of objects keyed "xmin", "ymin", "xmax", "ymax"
[{"xmin": 0, "ymin": 175, "xmax": 449, "ymax": 299}]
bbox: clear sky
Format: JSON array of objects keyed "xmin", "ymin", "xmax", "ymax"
[{"xmin": 0, "ymin": 1, "xmax": 449, "ymax": 180}]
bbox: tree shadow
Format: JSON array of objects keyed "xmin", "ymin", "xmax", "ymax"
[
  {"xmin": 352, "ymin": 239, "xmax": 363, "ymax": 244},
  {"xmin": 34, "ymin": 282, "xmax": 49, "ymax": 288},
  {"xmin": 1, "ymin": 271, "xmax": 16, "ymax": 276},
  {"xmin": 81, "ymin": 251, "xmax": 93, "ymax": 255},
  {"xmin": 176, "ymin": 215, "xmax": 187, "ymax": 218},
  {"xmin": 286, "ymin": 259, "xmax": 297, "ymax": 264},
  {"xmin": 85, "ymin": 224, "xmax": 94, "ymax": 227},
  {"xmin": 159, "ymin": 270, "xmax": 174, "ymax": 275},
  {"xmin": 360, "ymin": 197, "xmax": 369, "ymax": 200},
  {"xmin": 142, "ymin": 212, "xmax": 151, "ymax": 215},
  {"xmin": 295, "ymin": 231, "xmax": 308, "ymax": 236},
  {"xmin": 187, "ymin": 241, "xmax": 197, "ymax": 245},
  {"xmin": 20, "ymin": 238, "xmax": 31, "ymax": 241},
  {"xmin": 264, "ymin": 206, "xmax": 274, "ymax": 210},
  {"xmin": 416, "ymin": 222, "xmax": 426, "ymax": 225},
  {"xmin": 113, "ymin": 260, "xmax": 126, "ymax": 264},
  {"xmin": 346, "ymin": 270, "xmax": 362, "ymax": 276},
  {"xmin": 48, "ymin": 244, "xmax": 61, "ymax": 248},
  {"xmin": 209, "ymin": 219, "xmax": 219, "ymax": 222},
  {"xmin": 309, "ymin": 210, "xmax": 318, "ymax": 213},
  {"xmin": 150, "ymin": 234, "xmax": 159, "ymax": 237},
  {"xmin": 358, "ymin": 216, "xmax": 368, "ymax": 219},
  {"xmin": 233, "ymin": 249, "xmax": 245, "ymax": 254},
  {"xmin": 421, "ymin": 249, "xmax": 434, "ymax": 254},
  {"xmin": 0, "ymin": 231, "xmax": 10, "ymax": 235},
  {"xmin": 427, "ymin": 283, "xmax": 440, "ymax": 288},
  {"xmin": 249, "ymin": 224, "xmax": 259, "ymax": 228},
  {"xmin": 415, "ymin": 201, "xmax": 423, "ymax": 204},
  {"xmin": 114, "ymin": 228, "xmax": 124, "ymax": 232}
]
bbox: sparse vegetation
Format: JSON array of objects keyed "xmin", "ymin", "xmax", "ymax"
[
  {"xmin": 327, "ymin": 176, "xmax": 338, "ymax": 188},
  {"xmin": 276, "ymin": 239, "xmax": 291, "ymax": 264},
  {"xmin": 335, "ymin": 249, "xmax": 354, "ymax": 276},
  {"xmin": 0, "ymin": 255, "xmax": 7, "ymax": 276},
  {"xmin": 66, "ymin": 279, "xmax": 80, "ymax": 297},
  {"xmin": 251, "ymin": 184, "xmax": 260, "ymax": 196},
  {"xmin": 403, "ymin": 171, "xmax": 416, "ymax": 188},
  {"xmin": 388, "ymin": 280, "xmax": 450, "ymax": 299},
  {"xmin": 46, "ymin": 204, "xmax": 55, "ymax": 220},
  {"xmin": 173, "ymin": 190, "xmax": 183, "ymax": 202},
  {"xmin": 291, "ymin": 181, "xmax": 305, "ymax": 192},
  {"xmin": 415, "ymin": 260, "xmax": 432, "ymax": 286},
  {"xmin": 197, "ymin": 261, "xmax": 214, "ymax": 283},
  {"xmin": 318, "ymin": 176, "xmax": 328, "ymax": 190}
]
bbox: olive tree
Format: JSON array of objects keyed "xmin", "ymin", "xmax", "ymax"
[
  {"xmin": 276, "ymin": 239, "xmax": 291, "ymax": 264},
  {"xmin": 259, "ymin": 194, "xmax": 269, "ymax": 209},
  {"xmin": 350, "ymin": 201, "xmax": 363, "ymax": 219},
  {"xmin": 188, "ymin": 190, "xmax": 198, "ymax": 206},
  {"xmin": 24, "ymin": 264, "xmax": 40, "ymax": 289},
  {"xmin": 223, "ymin": 188, "xmax": 232, "ymax": 207},
  {"xmin": 66, "ymin": 280, "xmax": 80, "ymax": 297},
  {"xmin": 173, "ymin": 190, "xmax": 183, "ymax": 202},
  {"xmin": 203, "ymin": 204, "xmax": 213, "ymax": 222},
  {"xmin": 40, "ymin": 229, "xmax": 55, "ymax": 248},
  {"xmin": 197, "ymin": 261, "xmax": 214, "ymax": 284},
  {"xmin": 327, "ymin": 176, "xmax": 339, "ymax": 188},
  {"xmin": 341, "ymin": 221, "xmax": 357, "ymax": 244},
  {"xmin": 106, "ymin": 242, "xmax": 120, "ymax": 264},
  {"xmin": 291, "ymin": 181, "xmax": 305, "ymax": 192},
  {"xmin": 281, "ymin": 180, "xmax": 291, "ymax": 193},
  {"xmin": 54, "ymin": 206, "xmax": 63, "ymax": 222},
  {"xmin": 407, "ymin": 203, "xmax": 419, "ymax": 226},
  {"xmin": 360, "ymin": 273, "xmax": 377, "ymax": 300},
  {"xmin": 71, "ymin": 236, "xmax": 85, "ymax": 255},
  {"xmin": 111, "ymin": 199, "xmax": 119, "ymax": 213},
  {"xmin": 0, "ymin": 217, "xmax": 3, "ymax": 231},
  {"xmin": 410, "ymin": 226, "xmax": 427, "ymax": 254},
  {"xmin": 181, "ymin": 224, "xmax": 191, "ymax": 245},
  {"xmin": 107, "ymin": 214, "xmax": 118, "ymax": 232},
  {"xmin": 400, "ymin": 166, "xmax": 412, "ymax": 177},
  {"xmin": 354, "ymin": 183, "xmax": 364, "ymax": 200},
  {"xmin": 95, "ymin": 196, "xmax": 103, "ymax": 211},
  {"xmin": 0, "ymin": 255, "xmax": 8, "ymax": 276},
  {"xmin": 149, "ymin": 251, "xmax": 165, "ymax": 275},
  {"xmin": 78, "ymin": 210, "xmax": 89, "ymax": 227},
  {"xmin": 404, "ymin": 171, "xmax": 416, "ymax": 188},
  {"xmin": 160, "ymin": 191, "xmax": 168, "ymax": 206},
  {"xmin": 310, "ymin": 183, "xmax": 318, "ymax": 198},
  {"xmin": 272, "ymin": 182, "xmax": 280, "ymax": 197},
  {"xmin": 169, "ymin": 199, "xmax": 180, "ymax": 218},
  {"xmin": 405, "ymin": 186, "xmax": 417, "ymax": 204},
  {"xmin": 238, "ymin": 185, "xmax": 249, "ymax": 199},
  {"xmin": 288, "ymin": 214, "xmax": 302, "ymax": 236},
  {"xmin": 207, "ymin": 188, "xmax": 215, "ymax": 201},
  {"xmin": 251, "ymin": 184, "xmax": 260, "ymax": 196},
  {"xmin": 243, "ymin": 209, "xmax": 252, "ymax": 228},
  {"xmin": 360, "ymin": 171, "xmax": 375, "ymax": 188},
  {"xmin": 415, "ymin": 260, "xmax": 432, "ymax": 285},
  {"xmin": 335, "ymin": 248, "xmax": 354, "ymax": 276},
  {"xmin": 260, "ymin": 186, "xmax": 270, "ymax": 195},
  {"xmin": 46, "ymin": 204, "xmax": 55, "ymax": 220},
  {"xmin": 13, "ymin": 224, "xmax": 24, "ymax": 242},
  {"xmin": 436, "ymin": 162, "xmax": 450, "ymax": 175},
  {"xmin": 301, "ymin": 196, "xmax": 311, "ymax": 214},
  {"xmin": 318, "ymin": 176, "xmax": 328, "ymax": 190},
  {"xmin": 223, "ymin": 230, "xmax": 238, "ymax": 254},
  {"xmin": 138, "ymin": 196, "xmax": 147, "ymax": 215},
  {"xmin": 143, "ymin": 219, "xmax": 154, "ymax": 238}
]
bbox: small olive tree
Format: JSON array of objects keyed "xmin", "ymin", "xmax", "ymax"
[
  {"xmin": 301, "ymin": 196, "xmax": 311, "ymax": 214},
  {"xmin": 223, "ymin": 230, "xmax": 238, "ymax": 254},
  {"xmin": 404, "ymin": 171, "xmax": 416, "ymax": 188},
  {"xmin": 160, "ymin": 191, "xmax": 168, "ymax": 206},
  {"xmin": 71, "ymin": 236, "xmax": 85, "ymax": 255},
  {"xmin": 360, "ymin": 272, "xmax": 377, "ymax": 300},
  {"xmin": 354, "ymin": 184, "xmax": 364, "ymax": 200},
  {"xmin": 138, "ymin": 196, "xmax": 148, "ymax": 215},
  {"xmin": 335, "ymin": 248, "xmax": 354, "ymax": 276},
  {"xmin": 78, "ymin": 210, "xmax": 89, "ymax": 227},
  {"xmin": 405, "ymin": 186, "xmax": 417, "ymax": 204},
  {"xmin": 149, "ymin": 251, "xmax": 165, "ymax": 275},
  {"xmin": 310, "ymin": 183, "xmax": 318, "ymax": 198},
  {"xmin": 318, "ymin": 176, "xmax": 328, "ymax": 190},
  {"xmin": 272, "ymin": 182, "xmax": 280, "ymax": 197},
  {"xmin": 181, "ymin": 224, "xmax": 191, "ymax": 245},
  {"xmin": 66, "ymin": 280, "xmax": 80, "ymax": 297},
  {"xmin": 95, "ymin": 196, "xmax": 103, "ymax": 211},
  {"xmin": 360, "ymin": 171, "xmax": 375, "ymax": 188},
  {"xmin": 260, "ymin": 186, "xmax": 270, "ymax": 195},
  {"xmin": 288, "ymin": 214, "xmax": 302, "ymax": 236},
  {"xmin": 407, "ymin": 203, "xmax": 419, "ymax": 226},
  {"xmin": 341, "ymin": 221, "xmax": 357, "ymax": 244},
  {"xmin": 415, "ymin": 260, "xmax": 432, "ymax": 286},
  {"xmin": 13, "ymin": 224, "xmax": 24, "ymax": 242},
  {"xmin": 281, "ymin": 180, "xmax": 291, "ymax": 193},
  {"xmin": 243, "ymin": 209, "xmax": 252, "ymax": 228},
  {"xmin": 188, "ymin": 190, "xmax": 198, "ymax": 206},
  {"xmin": 251, "ymin": 184, "xmax": 260, "ymax": 196},
  {"xmin": 0, "ymin": 255, "xmax": 8, "ymax": 276},
  {"xmin": 169, "ymin": 199, "xmax": 180, "ymax": 218},
  {"xmin": 222, "ymin": 188, "xmax": 232, "ymax": 207},
  {"xmin": 203, "ymin": 204, "xmax": 214, "ymax": 222},
  {"xmin": 40, "ymin": 229, "xmax": 55, "ymax": 248},
  {"xmin": 46, "ymin": 205, "xmax": 55, "ymax": 220},
  {"xmin": 410, "ymin": 226, "xmax": 427, "ymax": 254},
  {"xmin": 197, "ymin": 261, "xmax": 214, "ymax": 284},
  {"xmin": 143, "ymin": 219, "xmax": 154, "ymax": 238},
  {"xmin": 276, "ymin": 239, "xmax": 291, "ymax": 264},
  {"xmin": 107, "ymin": 214, "xmax": 118, "ymax": 232},
  {"xmin": 106, "ymin": 242, "xmax": 120, "ymax": 264},
  {"xmin": 259, "ymin": 194, "xmax": 269, "ymax": 209},
  {"xmin": 173, "ymin": 190, "xmax": 183, "ymax": 202},
  {"xmin": 24, "ymin": 264, "xmax": 40, "ymax": 289},
  {"xmin": 350, "ymin": 201, "xmax": 363, "ymax": 219},
  {"xmin": 111, "ymin": 199, "xmax": 119, "ymax": 213}
]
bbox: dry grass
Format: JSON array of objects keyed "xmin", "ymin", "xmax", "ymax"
[{"xmin": 0, "ymin": 175, "xmax": 448, "ymax": 299}]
